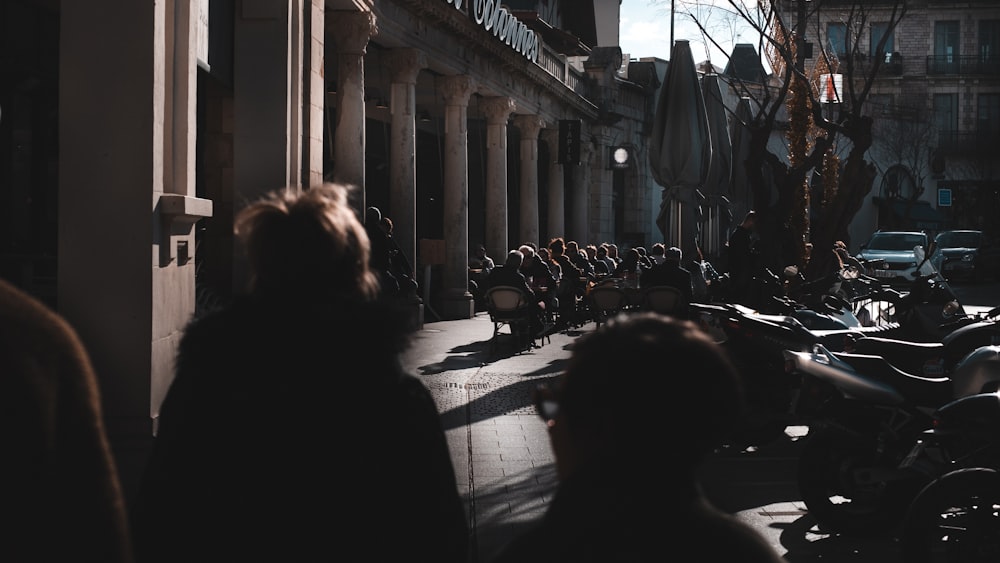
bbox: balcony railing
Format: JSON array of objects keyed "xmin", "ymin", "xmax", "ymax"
[
  {"xmin": 936, "ymin": 130, "xmax": 1000, "ymax": 154},
  {"xmin": 537, "ymin": 44, "xmax": 590, "ymax": 98},
  {"xmin": 926, "ymin": 55, "xmax": 1000, "ymax": 75}
]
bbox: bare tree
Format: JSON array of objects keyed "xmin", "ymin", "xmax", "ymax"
[{"xmin": 665, "ymin": 0, "xmax": 909, "ymax": 277}]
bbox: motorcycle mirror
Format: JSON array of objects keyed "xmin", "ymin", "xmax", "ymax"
[{"xmin": 942, "ymin": 300, "xmax": 961, "ymax": 319}]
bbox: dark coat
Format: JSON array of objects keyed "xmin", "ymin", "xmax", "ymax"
[
  {"xmin": 640, "ymin": 260, "xmax": 694, "ymax": 303},
  {"xmin": 132, "ymin": 295, "xmax": 468, "ymax": 563},
  {"xmin": 0, "ymin": 279, "xmax": 133, "ymax": 563},
  {"xmin": 484, "ymin": 265, "xmax": 536, "ymax": 300},
  {"xmin": 490, "ymin": 464, "xmax": 785, "ymax": 563}
]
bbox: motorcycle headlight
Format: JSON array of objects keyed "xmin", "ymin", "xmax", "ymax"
[{"xmin": 942, "ymin": 300, "xmax": 961, "ymax": 318}]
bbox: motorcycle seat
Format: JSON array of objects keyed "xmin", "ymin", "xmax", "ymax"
[
  {"xmin": 835, "ymin": 352, "xmax": 954, "ymax": 408},
  {"xmin": 852, "ymin": 336, "xmax": 944, "ymax": 355}
]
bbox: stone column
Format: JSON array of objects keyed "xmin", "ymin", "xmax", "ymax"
[
  {"xmin": 542, "ymin": 127, "xmax": 565, "ymax": 241},
  {"xmin": 384, "ymin": 48, "xmax": 426, "ymax": 275},
  {"xmin": 329, "ymin": 11, "xmax": 376, "ymax": 217},
  {"xmin": 439, "ymin": 75, "xmax": 477, "ymax": 320},
  {"xmin": 590, "ymin": 126, "xmax": 615, "ymax": 243},
  {"xmin": 480, "ymin": 96, "xmax": 516, "ymax": 260},
  {"xmin": 572, "ymin": 138, "xmax": 594, "ymax": 243},
  {"xmin": 513, "ymin": 114, "xmax": 545, "ymax": 247}
]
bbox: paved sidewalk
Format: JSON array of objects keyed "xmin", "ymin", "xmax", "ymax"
[
  {"xmin": 401, "ymin": 312, "xmax": 582, "ymax": 562},
  {"xmin": 402, "ymin": 311, "xmax": 905, "ymax": 563}
]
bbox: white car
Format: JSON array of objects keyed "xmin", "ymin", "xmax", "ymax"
[{"xmin": 856, "ymin": 231, "xmax": 930, "ymax": 285}]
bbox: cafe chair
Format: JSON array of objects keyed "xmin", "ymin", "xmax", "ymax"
[
  {"xmin": 640, "ymin": 285, "xmax": 687, "ymax": 317},
  {"xmin": 484, "ymin": 285, "xmax": 536, "ymax": 354},
  {"xmin": 588, "ymin": 284, "xmax": 629, "ymax": 328}
]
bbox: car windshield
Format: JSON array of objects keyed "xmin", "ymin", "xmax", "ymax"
[
  {"xmin": 868, "ymin": 233, "xmax": 925, "ymax": 251},
  {"xmin": 936, "ymin": 231, "xmax": 980, "ymax": 249}
]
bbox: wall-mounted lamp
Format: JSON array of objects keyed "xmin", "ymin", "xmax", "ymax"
[{"xmin": 418, "ymin": 110, "xmax": 432, "ymax": 122}]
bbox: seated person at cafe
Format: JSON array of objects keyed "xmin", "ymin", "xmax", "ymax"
[
  {"xmin": 485, "ymin": 249, "xmax": 547, "ymax": 338},
  {"xmin": 640, "ymin": 246, "xmax": 694, "ymax": 306},
  {"xmin": 548, "ymin": 237, "xmax": 585, "ymax": 327},
  {"xmin": 468, "ymin": 243, "xmax": 495, "ymax": 309},
  {"xmin": 518, "ymin": 244, "xmax": 558, "ymax": 314}
]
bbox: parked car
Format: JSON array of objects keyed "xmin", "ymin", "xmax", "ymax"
[
  {"xmin": 855, "ymin": 230, "xmax": 929, "ymax": 285},
  {"xmin": 929, "ymin": 229, "xmax": 1000, "ymax": 282}
]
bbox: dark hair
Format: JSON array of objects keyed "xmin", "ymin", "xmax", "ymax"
[
  {"xmin": 235, "ymin": 183, "xmax": 379, "ymax": 300},
  {"xmin": 559, "ymin": 313, "xmax": 745, "ymax": 464}
]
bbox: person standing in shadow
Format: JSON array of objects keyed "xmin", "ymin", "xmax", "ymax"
[
  {"xmin": 0, "ymin": 278, "xmax": 134, "ymax": 563},
  {"xmin": 131, "ymin": 183, "xmax": 468, "ymax": 563},
  {"xmin": 490, "ymin": 313, "xmax": 785, "ymax": 563},
  {"xmin": 727, "ymin": 210, "xmax": 759, "ymax": 304}
]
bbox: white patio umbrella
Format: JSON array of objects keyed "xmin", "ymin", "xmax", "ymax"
[
  {"xmin": 649, "ymin": 40, "xmax": 711, "ymax": 260},
  {"xmin": 701, "ymin": 73, "xmax": 733, "ymax": 258}
]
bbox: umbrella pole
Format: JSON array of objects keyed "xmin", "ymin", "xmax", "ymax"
[{"xmin": 670, "ymin": 0, "xmax": 675, "ymax": 47}]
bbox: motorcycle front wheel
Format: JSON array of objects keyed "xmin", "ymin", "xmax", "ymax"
[
  {"xmin": 900, "ymin": 467, "xmax": 1000, "ymax": 563},
  {"xmin": 797, "ymin": 426, "xmax": 918, "ymax": 536}
]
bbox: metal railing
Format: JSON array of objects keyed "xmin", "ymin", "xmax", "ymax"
[{"xmin": 926, "ymin": 55, "xmax": 1000, "ymax": 76}]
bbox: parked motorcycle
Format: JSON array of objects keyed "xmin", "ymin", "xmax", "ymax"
[
  {"xmin": 847, "ymin": 305, "xmax": 1000, "ymax": 379},
  {"xmin": 782, "ymin": 343, "xmax": 1000, "ymax": 537},
  {"xmin": 896, "ymin": 390, "xmax": 1000, "ymax": 561},
  {"xmin": 692, "ymin": 300, "xmax": 891, "ymax": 445},
  {"xmin": 899, "ymin": 465, "xmax": 1000, "ymax": 562}
]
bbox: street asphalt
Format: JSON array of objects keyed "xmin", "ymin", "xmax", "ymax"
[{"xmin": 403, "ymin": 281, "xmax": 997, "ymax": 562}]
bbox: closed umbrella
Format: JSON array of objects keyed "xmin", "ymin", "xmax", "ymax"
[
  {"xmin": 729, "ymin": 96, "xmax": 754, "ymax": 227},
  {"xmin": 649, "ymin": 40, "xmax": 711, "ymax": 260},
  {"xmin": 701, "ymin": 73, "xmax": 732, "ymax": 257}
]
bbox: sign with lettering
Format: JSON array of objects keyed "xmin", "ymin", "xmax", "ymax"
[{"xmin": 444, "ymin": 0, "xmax": 539, "ymax": 63}]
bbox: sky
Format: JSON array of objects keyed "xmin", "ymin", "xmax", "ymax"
[{"xmin": 618, "ymin": 0, "xmax": 758, "ymax": 67}]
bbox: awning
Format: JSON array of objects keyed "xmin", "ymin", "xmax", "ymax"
[{"xmin": 873, "ymin": 197, "xmax": 949, "ymax": 230}]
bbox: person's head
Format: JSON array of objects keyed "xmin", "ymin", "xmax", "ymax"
[
  {"xmin": 538, "ymin": 247, "xmax": 551, "ymax": 262},
  {"xmin": 665, "ymin": 246, "xmax": 682, "ymax": 263},
  {"xmin": 741, "ymin": 210, "xmax": 757, "ymax": 229},
  {"xmin": 548, "ymin": 237, "xmax": 566, "ymax": 258},
  {"xmin": 596, "ymin": 245, "xmax": 608, "ymax": 259},
  {"xmin": 504, "ymin": 249, "xmax": 524, "ymax": 269},
  {"xmin": 235, "ymin": 183, "xmax": 379, "ymax": 301},
  {"xmin": 518, "ymin": 244, "xmax": 536, "ymax": 264},
  {"xmin": 607, "ymin": 243, "xmax": 620, "ymax": 258},
  {"xmin": 365, "ymin": 206, "xmax": 382, "ymax": 226},
  {"xmin": 473, "ymin": 244, "xmax": 488, "ymax": 258},
  {"xmin": 585, "ymin": 244, "xmax": 598, "ymax": 259},
  {"xmin": 622, "ymin": 247, "xmax": 639, "ymax": 266},
  {"xmin": 566, "ymin": 240, "xmax": 580, "ymax": 256},
  {"xmin": 535, "ymin": 313, "xmax": 745, "ymax": 480},
  {"xmin": 650, "ymin": 243, "xmax": 665, "ymax": 258}
]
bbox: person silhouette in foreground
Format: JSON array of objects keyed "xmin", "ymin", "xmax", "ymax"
[
  {"xmin": 0, "ymin": 278, "xmax": 134, "ymax": 563},
  {"xmin": 491, "ymin": 313, "xmax": 786, "ymax": 563},
  {"xmin": 131, "ymin": 183, "xmax": 468, "ymax": 563}
]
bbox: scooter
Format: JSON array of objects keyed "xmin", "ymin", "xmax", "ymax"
[{"xmin": 782, "ymin": 343, "xmax": 1000, "ymax": 537}]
